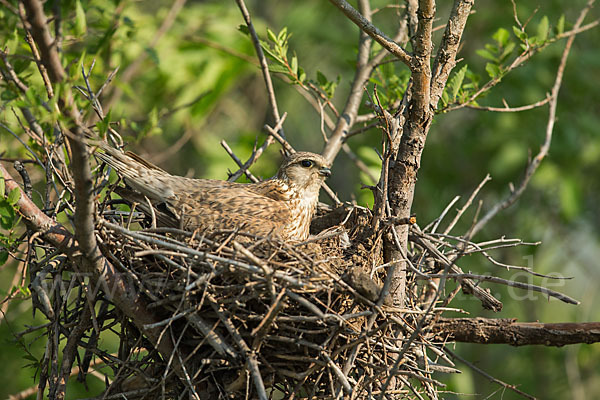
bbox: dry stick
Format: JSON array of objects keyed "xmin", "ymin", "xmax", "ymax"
[
  {"xmin": 426, "ymin": 195, "xmax": 460, "ymax": 234},
  {"xmin": 471, "ymin": 0, "xmax": 596, "ymax": 237},
  {"xmin": 435, "ymin": 317, "xmax": 600, "ymax": 346},
  {"xmin": 220, "ymin": 140, "xmax": 260, "ymax": 183},
  {"xmin": 425, "ymin": 272, "xmax": 578, "ymax": 305},
  {"xmin": 466, "ymin": 94, "xmax": 551, "ymax": 112},
  {"xmin": 412, "ymin": 231, "xmax": 503, "ymax": 312},
  {"xmin": 54, "ymin": 303, "xmax": 94, "ymax": 399},
  {"xmin": 251, "ymin": 288, "xmax": 287, "ymax": 342},
  {"xmin": 0, "ymin": 165, "xmax": 193, "ymax": 392},
  {"xmin": 443, "ymin": 174, "xmax": 491, "ymax": 235},
  {"xmin": 323, "ymin": 353, "xmax": 353, "ymax": 395},
  {"xmin": 235, "ymin": 0, "xmax": 283, "ymax": 128},
  {"xmin": 100, "ymin": 219, "xmax": 315, "ymax": 289},
  {"xmin": 206, "ymin": 294, "xmax": 268, "ymax": 400}
]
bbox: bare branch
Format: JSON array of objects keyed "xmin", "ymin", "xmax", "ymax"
[
  {"xmin": 425, "ymin": 272, "xmax": 579, "ymax": 305},
  {"xmin": 411, "ymin": 0, "xmax": 435, "ymax": 116},
  {"xmin": 430, "ymin": 0, "xmax": 475, "ymax": 107},
  {"xmin": 436, "ymin": 318, "xmax": 600, "ymax": 346},
  {"xmin": 466, "ymin": 94, "xmax": 551, "ymax": 112}
]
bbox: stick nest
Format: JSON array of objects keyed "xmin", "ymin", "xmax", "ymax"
[{"xmin": 52, "ymin": 197, "xmax": 443, "ymax": 399}]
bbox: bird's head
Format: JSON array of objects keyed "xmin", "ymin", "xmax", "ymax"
[{"xmin": 277, "ymin": 152, "xmax": 331, "ymax": 193}]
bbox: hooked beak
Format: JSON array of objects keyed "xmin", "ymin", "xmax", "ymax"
[{"xmin": 318, "ymin": 166, "xmax": 331, "ymax": 178}]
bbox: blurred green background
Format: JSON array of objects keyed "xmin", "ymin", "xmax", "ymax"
[{"xmin": 1, "ymin": 0, "xmax": 599, "ymax": 398}]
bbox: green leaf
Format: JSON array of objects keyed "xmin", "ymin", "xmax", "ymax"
[
  {"xmin": 291, "ymin": 55, "xmax": 298, "ymax": 77},
  {"xmin": 476, "ymin": 48, "xmax": 496, "ymax": 62},
  {"xmin": 316, "ymin": 70, "xmax": 327, "ymax": 86},
  {"xmin": 512, "ymin": 26, "xmax": 527, "ymax": 41},
  {"xmin": 297, "ymin": 66, "xmax": 306, "ymax": 83},
  {"xmin": 74, "ymin": 0, "xmax": 87, "ymax": 36},
  {"xmin": 0, "ymin": 251, "xmax": 8, "ymax": 266},
  {"xmin": 267, "ymin": 28, "xmax": 277, "ymax": 43},
  {"xmin": 484, "ymin": 43, "xmax": 499, "ymax": 53},
  {"xmin": 485, "ymin": 62, "xmax": 502, "ymax": 79},
  {"xmin": 277, "ymin": 27, "xmax": 288, "ymax": 42},
  {"xmin": 7, "ymin": 188, "xmax": 20, "ymax": 206},
  {"xmin": 537, "ymin": 16, "xmax": 549, "ymax": 42},
  {"xmin": 0, "ymin": 173, "xmax": 4, "ymax": 196},
  {"xmin": 1, "ymin": 88, "xmax": 19, "ymax": 101},
  {"xmin": 448, "ymin": 64, "xmax": 467, "ymax": 100},
  {"xmin": 493, "ymin": 28, "xmax": 510, "ymax": 47},
  {"xmin": 0, "ymin": 200, "xmax": 15, "ymax": 230},
  {"xmin": 267, "ymin": 64, "xmax": 288, "ymax": 73},
  {"xmin": 12, "ymin": 58, "xmax": 31, "ymax": 74},
  {"xmin": 237, "ymin": 25, "xmax": 250, "ymax": 35},
  {"xmin": 259, "ymin": 42, "xmax": 282, "ymax": 63},
  {"xmin": 556, "ymin": 14, "xmax": 565, "ymax": 35},
  {"xmin": 499, "ymin": 41, "xmax": 516, "ymax": 63}
]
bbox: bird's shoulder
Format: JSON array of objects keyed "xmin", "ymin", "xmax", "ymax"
[{"xmin": 248, "ymin": 178, "xmax": 300, "ymax": 201}]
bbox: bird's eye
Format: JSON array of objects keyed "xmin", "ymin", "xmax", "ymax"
[{"xmin": 300, "ymin": 160, "xmax": 313, "ymax": 168}]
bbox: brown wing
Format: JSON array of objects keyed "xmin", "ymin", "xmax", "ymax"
[
  {"xmin": 98, "ymin": 146, "xmax": 294, "ymax": 237},
  {"xmin": 172, "ymin": 185, "xmax": 292, "ymax": 237},
  {"xmin": 246, "ymin": 179, "xmax": 293, "ymax": 201}
]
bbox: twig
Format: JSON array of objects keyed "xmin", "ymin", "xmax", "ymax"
[
  {"xmin": 426, "ymin": 272, "xmax": 578, "ymax": 305},
  {"xmin": 443, "ymin": 174, "xmax": 491, "ymax": 235},
  {"xmin": 206, "ymin": 294, "xmax": 268, "ymax": 400},
  {"xmin": 221, "ymin": 140, "xmax": 260, "ymax": 183},
  {"xmin": 227, "ymin": 114, "xmax": 288, "ymax": 182},
  {"xmin": 442, "ymin": 18, "xmax": 599, "ymax": 114},
  {"xmin": 466, "ymin": 94, "xmax": 551, "ymax": 112},
  {"xmin": 426, "ymin": 196, "xmax": 460, "ymax": 234}
]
